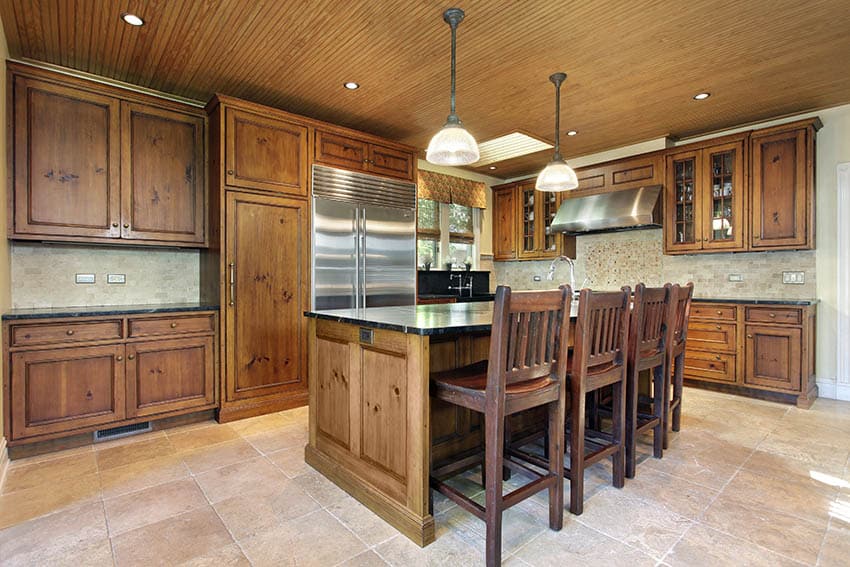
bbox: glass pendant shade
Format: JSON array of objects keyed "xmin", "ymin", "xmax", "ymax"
[
  {"xmin": 426, "ymin": 121, "xmax": 480, "ymax": 165},
  {"xmin": 535, "ymin": 158, "xmax": 578, "ymax": 192}
]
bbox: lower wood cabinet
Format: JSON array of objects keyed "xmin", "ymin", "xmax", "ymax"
[
  {"xmin": 3, "ymin": 311, "xmax": 218, "ymax": 445},
  {"xmin": 684, "ymin": 301, "xmax": 816, "ymax": 407}
]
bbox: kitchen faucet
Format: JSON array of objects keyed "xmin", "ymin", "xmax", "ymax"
[{"xmin": 547, "ymin": 255, "xmax": 576, "ymax": 293}]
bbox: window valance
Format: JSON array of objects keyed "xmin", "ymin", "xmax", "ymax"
[{"xmin": 418, "ymin": 170, "xmax": 487, "ymax": 209}]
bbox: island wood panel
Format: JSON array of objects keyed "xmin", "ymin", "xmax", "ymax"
[
  {"xmin": 224, "ymin": 107, "xmax": 309, "ymax": 196},
  {"xmin": 223, "ymin": 192, "xmax": 308, "ymax": 415},
  {"xmin": 125, "ymin": 336, "xmax": 215, "ymax": 418},
  {"xmin": 12, "ymin": 75, "xmax": 121, "ymax": 239},
  {"xmin": 121, "ymin": 102, "xmax": 206, "ymax": 244},
  {"xmin": 10, "ymin": 344, "xmax": 126, "ymax": 439},
  {"xmin": 306, "ymin": 318, "xmax": 432, "ymax": 546}
]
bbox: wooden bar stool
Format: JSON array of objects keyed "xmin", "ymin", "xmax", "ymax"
[
  {"xmin": 664, "ymin": 282, "xmax": 694, "ymax": 449},
  {"xmin": 565, "ymin": 287, "xmax": 631, "ymax": 515},
  {"xmin": 430, "ymin": 285, "xmax": 572, "ymax": 567},
  {"xmin": 624, "ymin": 283, "xmax": 677, "ymax": 478}
]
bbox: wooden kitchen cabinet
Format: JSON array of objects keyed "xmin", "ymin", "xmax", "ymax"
[
  {"xmin": 3, "ymin": 310, "xmax": 218, "ymax": 445},
  {"xmin": 664, "ymin": 135, "xmax": 747, "ymax": 254},
  {"xmin": 314, "ymin": 129, "xmax": 415, "ymax": 181},
  {"xmin": 491, "ymin": 180, "xmax": 568, "ymax": 261},
  {"xmin": 684, "ymin": 301, "xmax": 816, "ymax": 407},
  {"xmin": 8, "ymin": 63, "xmax": 208, "ymax": 247},
  {"xmin": 750, "ymin": 119, "xmax": 820, "ymax": 250},
  {"xmin": 574, "ymin": 151, "xmax": 664, "ymax": 194},
  {"xmin": 224, "ymin": 106, "xmax": 309, "ymax": 196},
  {"xmin": 492, "ymin": 185, "xmax": 517, "ymax": 260},
  {"xmin": 221, "ymin": 191, "xmax": 309, "ymax": 420}
]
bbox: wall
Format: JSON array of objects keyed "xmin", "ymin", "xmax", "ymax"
[
  {"xmin": 11, "ymin": 243, "xmax": 200, "ymax": 308},
  {"xmin": 0, "ymin": 18, "xmax": 10, "ymax": 477},
  {"xmin": 493, "ymin": 104, "xmax": 850, "ymax": 398}
]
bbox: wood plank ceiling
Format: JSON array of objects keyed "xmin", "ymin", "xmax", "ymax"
[{"xmin": 3, "ymin": 0, "xmax": 850, "ymax": 179}]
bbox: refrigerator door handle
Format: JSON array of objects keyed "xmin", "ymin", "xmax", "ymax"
[
  {"xmin": 360, "ymin": 208, "xmax": 367, "ymax": 310},
  {"xmin": 354, "ymin": 208, "xmax": 361, "ymax": 311}
]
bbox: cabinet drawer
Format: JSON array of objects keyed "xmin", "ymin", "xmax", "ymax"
[
  {"xmin": 686, "ymin": 322, "xmax": 737, "ymax": 353},
  {"xmin": 10, "ymin": 320, "xmax": 123, "ymax": 347},
  {"xmin": 745, "ymin": 307, "xmax": 802, "ymax": 325},
  {"xmin": 690, "ymin": 305, "xmax": 737, "ymax": 321},
  {"xmin": 684, "ymin": 350, "xmax": 736, "ymax": 383},
  {"xmin": 128, "ymin": 314, "xmax": 214, "ymax": 338}
]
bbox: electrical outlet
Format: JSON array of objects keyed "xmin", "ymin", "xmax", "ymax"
[
  {"xmin": 782, "ymin": 271, "xmax": 805, "ymax": 284},
  {"xmin": 107, "ymin": 274, "xmax": 126, "ymax": 284},
  {"xmin": 728, "ymin": 274, "xmax": 744, "ymax": 282},
  {"xmin": 75, "ymin": 273, "xmax": 95, "ymax": 284}
]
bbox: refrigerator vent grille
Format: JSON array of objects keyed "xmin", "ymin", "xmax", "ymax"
[{"xmin": 312, "ymin": 165, "xmax": 416, "ymax": 209}]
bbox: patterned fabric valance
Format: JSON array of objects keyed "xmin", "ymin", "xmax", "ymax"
[{"xmin": 418, "ymin": 170, "xmax": 488, "ymax": 209}]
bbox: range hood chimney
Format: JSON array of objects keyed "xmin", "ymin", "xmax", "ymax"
[{"xmin": 550, "ymin": 185, "xmax": 663, "ymax": 235}]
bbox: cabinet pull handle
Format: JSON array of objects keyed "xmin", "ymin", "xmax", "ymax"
[
  {"xmin": 123, "ymin": 223, "xmax": 130, "ymax": 229},
  {"xmin": 716, "ymin": 310, "xmax": 722, "ymax": 315},
  {"xmin": 229, "ymin": 263, "xmax": 236, "ymax": 306},
  {"xmin": 116, "ymin": 355, "xmax": 123, "ymax": 361},
  {"xmin": 715, "ymin": 325, "xmax": 721, "ymax": 330},
  {"xmin": 747, "ymin": 334, "xmax": 753, "ymax": 339},
  {"xmin": 128, "ymin": 354, "xmax": 135, "ymax": 360},
  {"xmin": 170, "ymin": 322, "xmax": 178, "ymax": 328},
  {"xmin": 769, "ymin": 313, "xmax": 776, "ymax": 318},
  {"xmin": 227, "ymin": 169, "xmax": 234, "ymax": 175},
  {"xmin": 715, "ymin": 355, "xmax": 721, "ymax": 360},
  {"xmin": 112, "ymin": 222, "xmax": 119, "ymax": 228},
  {"xmin": 66, "ymin": 329, "xmax": 74, "ymax": 336}
]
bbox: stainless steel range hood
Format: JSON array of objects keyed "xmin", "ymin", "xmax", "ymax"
[{"xmin": 550, "ymin": 185, "xmax": 662, "ymax": 235}]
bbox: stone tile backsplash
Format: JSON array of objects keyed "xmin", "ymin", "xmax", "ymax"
[
  {"xmin": 11, "ymin": 243, "xmax": 200, "ymax": 308},
  {"xmin": 493, "ymin": 228, "xmax": 817, "ymax": 299}
]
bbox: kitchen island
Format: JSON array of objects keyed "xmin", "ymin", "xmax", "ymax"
[{"xmin": 303, "ymin": 302, "xmax": 577, "ymax": 546}]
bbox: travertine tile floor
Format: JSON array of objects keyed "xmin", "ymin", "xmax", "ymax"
[{"xmin": 1, "ymin": 387, "xmax": 849, "ymax": 566}]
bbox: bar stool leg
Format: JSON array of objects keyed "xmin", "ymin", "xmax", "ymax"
[
  {"xmin": 569, "ymin": 377, "xmax": 585, "ymax": 515},
  {"xmin": 484, "ymin": 411, "xmax": 504, "ymax": 567},
  {"xmin": 612, "ymin": 378, "xmax": 626, "ymax": 489},
  {"xmin": 625, "ymin": 366, "xmax": 639, "ymax": 479},
  {"xmin": 548, "ymin": 397, "xmax": 564, "ymax": 530},
  {"xmin": 652, "ymin": 364, "xmax": 665, "ymax": 459}
]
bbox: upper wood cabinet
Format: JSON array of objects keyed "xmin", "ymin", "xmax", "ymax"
[
  {"xmin": 491, "ymin": 180, "xmax": 568, "ymax": 261},
  {"xmin": 749, "ymin": 119, "xmax": 820, "ymax": 251},
  {"xmin": 315, "ymin": 129, "xmax": 415, "ymax": 181},
  {"xmin": 574, "ymin": 151, "xmax": 664, "ymax": 194},
  {"xmin": 492, "ymin": 185, "xmax": 517, "ymax": 260},
  {"xmin": 664, "ymin": 136, "xmax": 746, "ymax": 254},
  {"xmin": 8, "ymin": 64, "xmax": 207, "ymax": 247},
  {"xmin": 224, "ymin": 107, "xmax": 309, "ymax": 196}
]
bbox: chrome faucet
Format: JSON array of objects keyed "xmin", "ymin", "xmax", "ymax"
[
  {"xmin": 547, "ymin": 255, "xmax": 576, "ymax": 293},
  {"xmin": 449, "ymin": 273, "xmax": 474, "ymax": 297}
]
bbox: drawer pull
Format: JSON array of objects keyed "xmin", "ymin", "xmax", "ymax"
[
  {"xmin": 716, "ymin": 310, "xmax": 722, "ymax": 315},
  {"xmin": 715, "ymin": 355, "xmax": 721, "ymax": 360},
  {"xmin": 128, "ymin": 354, "xmax": 135, "ymax": 360},
  {"xmin": 116, "ymin": 355, "xmax": 123, "ymax": 361},
  {"xmin": 715, "ymin": 325, "xmax": 721, "ymax": 330},
  {"xmin": 86, "ymin": 390, "xmax": 93, "ymax": 400},
  {"xmin": 170, "ymin": 322, "xmax": 178, "ymax": 328},
  {"xmin": 769, "ymin": 313, "xmax": 776, "ymax": 318},
  {"xmin": 66, "ymin": 329, "xmax": 74, "ymax": 336},
  {"xmin": 747, "ymin": 334, "xmax": 753, "ymax": 339}
]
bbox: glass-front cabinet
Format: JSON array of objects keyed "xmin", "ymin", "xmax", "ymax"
[
  {"xmin": 517, "ymin": 181, "xmax": 563, "ymax": 259},
  {"xmin": 665, "ymin": 137, "xmax": 745, "ymax": 254}
]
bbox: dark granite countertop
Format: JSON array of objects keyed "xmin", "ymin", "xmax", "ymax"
[
  {"xmin": 3, "ymin": 302, "xmax": 219, "ymax": 321},
  {"xmin": 418, "ymin": 293, "xmax": 496, "ymax": 303},
  {"xmin": 305, "ymin": 301, "xmax": 578, "ymax": 336},
  {"xmin": 692, "ymin": 297, "xmax": 818, "ymax": 306}
]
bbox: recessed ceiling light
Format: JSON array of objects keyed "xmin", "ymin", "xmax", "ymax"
[
  {"xmin": 566, "ymin": 130, "xmax": 578, "ymax": 136},
  {"xmin": 693, "ymin": 92, "xmax": 710, "ymax": 100},
  {"xmin": 343, "ymin": 82, "xmax": 360, "ymax": 90},
  {"xmin": 121, "ymin": 13, "xmax": 144, "ymax": 26},
  {"xmin": 488, "ymin": 166, "xmax": 497, "ymax": 170}
]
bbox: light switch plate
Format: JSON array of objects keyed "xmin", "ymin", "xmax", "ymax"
[
  {"xmin": 107, "ymin": 274, "xmax": 126, "ymax": 284},
  {"xmin": 728, "ymin": 274, "xmax": 744, "ymax": 282},
  {"xmin": 783, "ymin": 271, "xmax": 805, "ymax": 284},
  {"xmin": 75, "ymin": 273, "xmax": 95, "ymax": 284}
]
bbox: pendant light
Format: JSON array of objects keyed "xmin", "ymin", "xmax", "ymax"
[
  {"xmin": 426, "ymin": 8, "xmax": 480, "ymax": 166},
  {"xmin": 535, "ymin": 72, "xmax": 578, "ymax": 191}
]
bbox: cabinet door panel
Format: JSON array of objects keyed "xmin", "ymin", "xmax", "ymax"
[
  {"xmin": 121, "ymin": 103, "xmax": 206, "ymax": 244},
  {"xmin": 315, "ymin": 337, "xmax": 351, "ymax": 449},
  {"xmin": 225, "ymin": 192, "xmax": 308, "ymax": 402},
  {"xmin": 126, "ymin": 337, "xmax": 215, "ymax": 417},
  {"xmin": 10, "ymin": 345, "xmax": 125, "ymax": 439},
  {"xmin": 13, "ymin": 77, "xmax": 120, "ymax": 238},
  {"xmin": 492, "ymin": 188, "xmax": 517, "ymax": 260},
  {"xmin": 744, "ymin": 325, "xmax": 801, "ymax": 391},
  {"xmin": 665, "ymin": 151, "xmax": 702, "ymax": 252},
  {"xmin": 360, "ymin": 347, "xmax": 407, "ymax": 480},
  {"xmin": 702, "ymin": 141, "xmax": 745, "ymax": 250},
  {"xmin": 314, "ymin": 130, "xmax": 368, "ymax": 172},
  {"xmin": 225, "ymin": 108, "xmax": 308, "ymax": 196},
  {"xmin": 368, "ymin": 144, "xmax": 414, "ymax": 181},
  {"xmin": 751, "ymin": 129, "xmax": 808, "ymax": 248},
  {"xmin": 516, "ymin": 184, "xmax": 538, "ymax": 259}
]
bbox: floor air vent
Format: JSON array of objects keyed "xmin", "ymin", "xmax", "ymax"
[{"xmin": 94, "ymin": 422, "xmax": 152, "ymax": 443}]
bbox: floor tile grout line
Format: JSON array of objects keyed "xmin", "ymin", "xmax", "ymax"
[{"xmin": 196, "ymin": 474, "xmax": 257, "ymax": 567}]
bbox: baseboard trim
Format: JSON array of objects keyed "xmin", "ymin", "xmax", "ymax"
[
  {"xmin": 817, "ymin": 378, "xmax": 837, "ymax": 399},
  {"xmin": 0, "ymin": 436, "xmax": 9, "ymax": 491},
  {"xmin": 837, "ymin": 383, "xmax": 850, "ymax": 402}
]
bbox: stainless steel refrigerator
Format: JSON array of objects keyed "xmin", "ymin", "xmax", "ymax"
[{"xmin": 312, "ymin": 165, "xmax": 417, "ymax": 310}]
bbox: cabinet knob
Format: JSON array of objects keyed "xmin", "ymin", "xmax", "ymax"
[
  {"xmin": 769, "ymin": 313, "xmax": 776, "ymax": 318},
  {"xmin": 116, "ymin": 355, "xmax": 123, "ymax": 361},
  {"xmin": 170, "ymin": 322, "xmax": 178, "ymax": 328},
  {"xmin": 716, "ymin": 310, "xmax": 722, "ymax": 315},
  {"xmin": 715, "ymin": 325, "xmax": 722, "ymax": 330},
  {"xmin": 128, "ymin": 354, "xmax": 135, "ymax": 360},
  {"xmin": 747, "ymin": 334, "xmax": 753, "ymax": 339},
  {"xmin": 715, "ymin": 355, "xmax": 721, "ymax": 360},
  {"xmin": 123, "ymin": 223, "xmax": 130, "ymax": 229},
  {"xmin": 227, "ymin": 169, "xmax": 234, "ymax": 175},
  {"xmin": 112, "ymin": 223, "xmax": 119, "ymax": 228},
  {"xmin": 66, "ymin": 329, "xmax": 74, "ymax": 336}
]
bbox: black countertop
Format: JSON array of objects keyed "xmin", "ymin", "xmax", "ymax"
[
  {"xmin": 305, "ymin": 301, "xmax": 579, "ymax": 336},
  {"xmin": 3, "ymin": 302, "xmax": 219, "ymax": 321},
  {"xmin": 418, "ymin": 293, "xmax": 496, "ymax": 303},
  {"xmin": 692, "ymin": 297, "xmax": 818, "ymax": 306}
]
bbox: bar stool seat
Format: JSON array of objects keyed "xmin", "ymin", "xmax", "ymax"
[{"xmin": 432, "ymin": 361, "xmax": 560, "ymax": 409}]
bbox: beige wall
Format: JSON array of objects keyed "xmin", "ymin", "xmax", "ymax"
[
  {"xmin": 11, "ymin": 243, "xmax": 200, "ymax": 308},
  {"xmin": 493, "ymin": 104, "xmax": 850, "ymax": 397},
  {"xmin": 0, "ymin": 19, "xmax": 10, "ymax": 466}
]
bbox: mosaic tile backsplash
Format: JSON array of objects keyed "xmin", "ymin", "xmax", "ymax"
[
  {"xmin": 11, "ymin": 243, "xmax": 200, "ymax": 308},
  {"xmin": 493, "ymin": 228, "xmax": 817, "ymax": 299}
]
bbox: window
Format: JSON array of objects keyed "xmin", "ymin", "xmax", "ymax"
[{"xmin": 417, "ymin": 199, "xmax": 480, "ymax": 270}]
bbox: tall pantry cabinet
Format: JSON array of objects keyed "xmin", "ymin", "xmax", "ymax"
[{"xmin": 204, "ymin": 96, "xmax": 311, "ymax": 421}]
